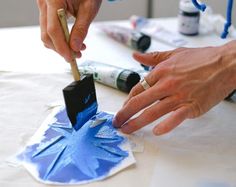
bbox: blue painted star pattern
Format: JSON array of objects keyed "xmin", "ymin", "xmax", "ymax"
[{"xmin": 18, "ymin": 107, "xmax": 129, "ymax": 184}]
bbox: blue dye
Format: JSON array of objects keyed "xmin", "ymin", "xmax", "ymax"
[
  {"xmin": 74, "ymin": 102, "xmax": 98, "ymax": 130},
  {"xmin": 192, "ymin": 0, "xmax": 206, "ymax": 11},
  {"xmin": 17, "ymin": 108, "xmax": 129, "ymax": 184},
  {"xmin": 221, "ymin": 0, "xmax": 234, "ymax": 38},
  {"xmin": 32, "ymin": 136, "xmax": 65, "ymax": 157}
]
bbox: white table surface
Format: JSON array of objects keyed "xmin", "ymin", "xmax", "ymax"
[{"xmin": 0, "ymin": 17, "xmax": 236, "ymax": 187}]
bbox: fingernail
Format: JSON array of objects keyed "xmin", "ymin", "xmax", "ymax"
[
  {"xmin": 81, "ymin": 44, "xmax": 86, "ymax": 51},
  {"xmin": 121, "ymin": 123, "xmax": 131, "ymax": 134},
  {"xmin": 154, "ymin": 127, "xmax": 163, "ymax": 136},
  {"xmin": 76, "ymin": 52, "xmax": 82, "ymax": 58},
  {"xmin": 112, "ymin": 118, "xmax": 119, "ymax": 128},
  {"xmin": 72, "ymin": 39, "xmax": 82, "ymax": 52}
]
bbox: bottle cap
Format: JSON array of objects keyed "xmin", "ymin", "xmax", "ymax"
[
  {"xmin": 180, "ymin": 0, "xmax": 199, "ymax": 13},
  {"xmin": 117, "ymin": 70, "xmax": 141, "ymax": 93},
  {"xmin": 131, "ymin": 31, "xmax": 151, "ymax": 52}
]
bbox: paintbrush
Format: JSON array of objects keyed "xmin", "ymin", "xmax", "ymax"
[{"xmin": 57, "ymin": 9, "xmax": 97, "ymax": 130}]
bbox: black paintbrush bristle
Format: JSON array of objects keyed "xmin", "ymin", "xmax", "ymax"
[{"xmin": 63, "ymin": 74, "xmax": 97, "ymax": 130}]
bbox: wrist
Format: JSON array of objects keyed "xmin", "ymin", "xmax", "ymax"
[{"xmin": 219, "ymin": 40, "xmax": 236, "ymax": 90}]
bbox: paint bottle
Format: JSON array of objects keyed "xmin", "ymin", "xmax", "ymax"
[
  {"xmin": 178, "ymin": 0, "xmax": 200, "ymax": 36},
  {"xmin": 79, "ymin": 61, "xmax": 141, "ymax": 93},
  {"xmin": 99, "ymin": 24, "xmax": 151, "ymax": 52}
]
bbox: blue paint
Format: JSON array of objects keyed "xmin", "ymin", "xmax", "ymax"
[
  {"xmin": 221, "ymin": 0, "xmax": 234, "ymax": 39},
  {"xmin": 192, "ymin": 0, "xmax": 206, "ymax": 12},
  {"xmin": 32, "ymin": 136, "xmax": 64, "ymax": 157},
  {"xmin": 17, "ymin": 107, "xmax": 129, "ymax": 184},
  {"xmin": 74, "ymin": 102, "xmax": 98, "ymax": 130},
  {"xmin": 44, "ymin": 145, "xmax": 67, "ymax": 180}
]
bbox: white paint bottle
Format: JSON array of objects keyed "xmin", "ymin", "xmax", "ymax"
[{"xmin": 178, "ymin": 0, "xmax": 200, "ymax": 36}]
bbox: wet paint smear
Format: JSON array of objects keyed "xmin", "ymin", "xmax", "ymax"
[{"xmin": 17, "ymin": 107, "xmax": 129, "ymax": 184}]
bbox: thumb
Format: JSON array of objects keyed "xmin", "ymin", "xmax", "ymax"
[
  {"xmin": 70, "ymin": 11, "xmax": 91, "ymax": 52},
  {"xmin": 133, "ymin": 50, "xmax": 178, "ymax": 66}
]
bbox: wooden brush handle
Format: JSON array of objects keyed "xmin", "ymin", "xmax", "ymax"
[{"xmin": 57, "ymin": 9, "xmax": 81, "ymax": 81}]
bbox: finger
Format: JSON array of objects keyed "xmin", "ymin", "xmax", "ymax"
[
  {"xmin": 70, "ymin": 3, "xmax": 94, "ymax": 52},
  {"xmin": 133, "ymin": 51, "xmax": 173, "ymax": 66},
  {"xmin": 113, "ymin": 82, "xmax": 170, "ymax": 128},
  {"xmin": 81, "ymin": 43, "xmax": 86, "ymax": 51},
  {"xmin": 75, "ymin": 51, "xmax": 82, "ymax": 58},
  {"xmin": 153, "ymin": 106, "xmax": 190, "ymax": 136},
  {"xmin": 44, "ymin": 42, "xmax": 54, "ymax": 50},
  {"xmin": 123, "ymin": 83, "xmax": 146, "ymax": 107},
  {"xmin": 81, "ymin": 44, "xmax": 87, "ymax": 51},
  {"xmin": 133, "ymin": 48, "xmax": 187, "ymax": 66},
  {"xmin": 120, "ymin": 96, "xmax": 178, "ymax": 134},
  {"xmin": 46, "ymin": 2, "xmax": 73, "ymax": 62},
  {"xmin": 37, "ymin": 0, "xmax": 55, "ymax": 50},
  {"xmin": 74, "ymin": 44, "xmax": 86, "ymax": 58},
  {"xmin": 123, "ymin": 65, "xmax": 167, "ymax": 106}
]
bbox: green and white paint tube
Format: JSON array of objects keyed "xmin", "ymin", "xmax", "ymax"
[{"xmin": 79, "ymin": 61, "xmax": 141, "ymax": 93}]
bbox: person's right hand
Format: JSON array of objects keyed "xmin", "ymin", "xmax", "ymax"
[
  {"xmin": 37, "ymin": 0, "xmax": 102, "ymax": 62},
  {"xmin": 113, "ymin": 41, "xmax": 236, "ymax": 136}
]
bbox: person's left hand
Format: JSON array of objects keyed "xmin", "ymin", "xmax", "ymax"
[{"xmin": 113, "ymin": 44, "xmax": 236, "ymax": 135}]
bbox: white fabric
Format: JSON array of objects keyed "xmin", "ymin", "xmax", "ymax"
[{"xmin": 0, "ymin": 18, "xmax": 236, "ymax": 186}]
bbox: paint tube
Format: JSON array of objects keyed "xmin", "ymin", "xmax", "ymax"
[
  {"xmin": 130, "ymin": 15, "xmax": 187, "ymax": 47},
  {"xmin": 79, "ymin": 61, "xmax": 141, "ymax": 93},
  {"xmin": 99, "ymin": 24, "xmax": 151, "ymax": 52},
  {"xmin": 132, "ymin": 68, "xmax": 149, "ymax": 79}
]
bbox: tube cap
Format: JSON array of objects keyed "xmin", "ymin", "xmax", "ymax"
[
  {"xmin": 117, "ymin": 70, "xmax": 141, "ymax": 93},
  {"xmin": 131, "ymin": 31, "xmax": 151, "ymax": 52},
  {"xmin": 180, "ymin": 0, "xmax": 200, "ymax": 13}
]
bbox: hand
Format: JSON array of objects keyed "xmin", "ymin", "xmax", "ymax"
[
  {"xmin": 113, "ymin": 42, "xmax": 236, "ymax": 135},
  {"xmin": 37, "ymin": 0, "xmax": 102, "ymax": 62}
]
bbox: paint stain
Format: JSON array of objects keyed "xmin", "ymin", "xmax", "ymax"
[{"xmin": 17, "ymin": 107, "xmax": 129, "ymax": 184}]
